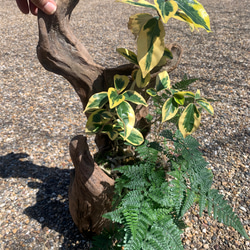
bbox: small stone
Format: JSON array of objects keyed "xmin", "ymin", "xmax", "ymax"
[
  {"xmin": 12, "ymin": 228, "xmax": 18, "ymax": 234},
  {"xmin": 39, "ymin": 217, "xmax": 45, "ymax": 223},
  {"xmin": 203, "ymin": 244, "xmax": 209, "ymax": 249},
  {"xmin": 240, "ymin": 206, "xmax": 247, "ymax": 212}
]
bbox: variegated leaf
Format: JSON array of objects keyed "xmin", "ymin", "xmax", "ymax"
[
  {"xmin": 178, "ymin": 91, "xmax": 195, "ymax": 97},
  {"xmin": 135, "ymin": 68, "xmax": 151, "ymax": 88},
  {"xmin": 196, "ymin": 99, "xmax": 214, "ymax": 115},
  {"xmin": 174, "ymin": 10, "xmax": 195, "ymax": 31},
  {"xmin": 114, "ymin": 74, "xmax": 130, "ymax": 93},
  {"xmin": 86, "ymin": 109, "xmax": 112, "ymax": 134},
  {"xmin": 116, "ymin": 101, "xmax": 135, "ymax": 139},
  {"xmin": 137, "ymin": 17, "xmax": 165, "ymax": 78},
  {"xmin": 123, "ymin": 90, "xmax": 148, "ymax": 106},
  {"xmin": 128, "ymin": 13, "xmax": 154, "ymax": 38},
  {"xmin": 157, "ymin": 47, "xmax": 173, "ymax": 66},
  {"xmin": 119, "ymin": 127, "xmax": 144, "ymax": 146},
  {"xmin": 108, "ymin": 87, "xmax": 125, "ymax": 109},
  {"xmin": 83, "ymin": 92, "xmax": 108, "ymax": 113},
  {"xmin": 102, "ymin": 124, "xmax": 119, "ymax": 140},
  {"xmin": 162, "ymin": 97, "xmax": 179, "ymax": 122},
  {"xmin": 156, "ymin": 70, "xmax": 171, "ymax": 91},
  {"xmin": 146, "ymin": 88, "xmax": 157, "ymax": 96},
  {"xmin": 178, "ymin": 103, "xmax": 201, "ymax": 138},
  {"xmin": 195, "ymin": 89, "xmax": 201, "ymax": 99},
  {"xmin": 116, "ymin": 48, "xmax": 138, "ymax": 65},
  {"xmin": 174, "ymin": 0, "xmax": 211, "ymax": 31},
  {"xmin": 173, "ymin": 92, "xmax": 185, "ymax": 105},
  {"xmin": 154, "ymin": 0, "xmax": 178, "ymax": 23},
  {"xmin": 116, "ymin": 0, "xmax": 157, "ymax": 10}
]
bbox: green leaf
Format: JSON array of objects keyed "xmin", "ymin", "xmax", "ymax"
[
  {"xmin": 128, "ymin": 13, "xmax": 154, "ymax": 38},
  {"xmin": 116, "ymin": 101, "xmax": 135, "ymax": 139},
  {"xmin": 157, "ymin": 47, "xmax": 173, "ymax": 66},
  {"xmin": 116, "ymin": 48, "xmax": 138, "ymax": 65},
  {"xmin": 101, "ymin": 124, "xmax": 119, "ymax": 140},
  {"xmin": 114, "ymin": 74, "xmax": 130, "ymax": 93},
  {"xmin": 120, "ymin": 127, "xmax": 144, "ymax": 146},
  {"xmin": 116, "ymin": 0, "xmax": 157, "ymax": 10},
  {"xmin": 137, "ymin": 17, "xmax": 165, "ymax": 78},
  {"xmin": 83, "ymin": 92, "xmax": 108, "ymax": 113},
  {"xmin": 178, "ymin": 103, "xmax": 201, "ymax": 138},
  {"xmin": 108, "ymin": 87, "xmax": 125, "ymax": 109},
  {"xmin": 146, "ymin": 88, "xmax": 157, "ymax": 96},
  {"xmin": 173, "ymin": 92, "xmax": 185, "ymax": 105},
  {"xmin": 135, "ymin": 68, "xmax": 151, "ymax": 88},
  {"xmin": 123, "ymin": 90, "xmax": 148, "ymax": 106},
  {"xmin": 162, "ymin": 97, "xmax": 179, "ymax": 122},
  {"xmin": 172, "ymin": 75, "xmax": 198, "ymax": 90},
  {"xmin": 85, "ymin": 109, "xmax": 112, "ymax": 134},
  {"xmin": 174, "ymin": 10, "xmax": 195, "ymax": 31},
  {"xmin": 174, "ymin": 0, "xmax": 211, "ymax": 31},
  {"xmin": 156, "ymin": 70, "xmax": 171, "ymax": 92},
  {"xmin": 195, "ymin": 89, "xmax": 201, "ymax": 99},
  {"xmin": 196, "ymin": 99, "xmax": 214, "ymax": 115},
  {"xmin": 178, "ymin": 91, "xmax": 195, "ymax": 98},
  {"xmin": 154, "ymin": 0, "xmax": 178, "ymax": 23}
]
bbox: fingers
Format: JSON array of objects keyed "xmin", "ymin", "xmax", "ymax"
[
  {"xmin": 16, "ymin": 0, "xmax": 57, "ymax": 15},
  {"xmin": 30, "ymin": 0, "xmax": 57, "ymax": 15}
]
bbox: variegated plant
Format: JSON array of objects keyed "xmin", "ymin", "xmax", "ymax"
[
  {"xmin": 84, "ymin": 0, "xmax": 213, "ymax": 145},
  {"xmin": 84, "ymin": 74, "xmax": 147, "ymax": 146}
]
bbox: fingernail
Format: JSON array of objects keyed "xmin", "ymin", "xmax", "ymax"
[{"xmin": 44, "ymin": 2, "xmax": 57, "ymax": 15}]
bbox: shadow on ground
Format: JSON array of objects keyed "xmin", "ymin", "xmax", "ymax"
[{"xmin": 0, "ymin": 152, "xmax": 90, "ymax": 249}]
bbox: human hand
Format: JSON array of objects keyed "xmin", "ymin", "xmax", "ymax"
[{"xmin": 16, "ymin": 0, "xmax": 57, "ymax": 15}]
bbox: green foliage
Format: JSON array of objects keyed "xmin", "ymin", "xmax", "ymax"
[
  {"xmin": 85, "ymin": 0, "xmax": 249, "ymax": 248},
  {"xmin": 93, "ymin": 132, "xmax": 249, "ymax": 249}
]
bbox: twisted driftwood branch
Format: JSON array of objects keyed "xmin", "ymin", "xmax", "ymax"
[{"xmin": 36, "ymin": 0, "xmax": 182, "ymax": 235}]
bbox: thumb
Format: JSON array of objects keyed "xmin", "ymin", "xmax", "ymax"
[{"xmin": 31, "ymin": 0, "xmax": 57, "ymax": 15}]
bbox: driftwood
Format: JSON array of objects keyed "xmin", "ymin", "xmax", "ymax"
[{"xmin": 36, "ymin": 0, "xmax": 182, "ymax": 235}]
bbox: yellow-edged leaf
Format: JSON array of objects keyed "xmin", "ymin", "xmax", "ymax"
[
  {"xmin": 173, "ymin": 93, "xmax": 185, "ymax": 105},
  {"xmin": 137, "ymin": 17, "xmax": 165, "ymax": 78},
  {"xmin": 162, "ymin": 97, "xmax": 179, "ymax": 122},
  {"xmin": 156, "ymin": 70, "xmax": 171, "ymax": 91},
  {"xmin": 114, "ymin": 74, "xmax": 130, "ymax": 93},
  {"xmin": 116, "ymin": 0, "xmax": 157, "ymax": 10},
  {"xmin": 102, "ymin": 124, "xmax": 119, "ymax": 140},
  {"xmin": 116, "ymin": 101, "xmax": 135, "ymax": 139},
  {"xmin": 86, "ymin": 109, "xmax": 112, "ymax": 134},
  {"xmin": 157, "ymin": 47, "xmax": 173, "ymax": 66},
  {"xmin": 83, "ymin": 92, "xmax": 108, "ymax": 113},
  {"xmin": 123, "ymin": 90, "xmax": 148, "ymax": 106},
  {"xmin": 196, "ymin": 99, "xmax": 214, "ymax": 115},
  {"xmin": 154, "ymin": 0, "xmax": 178, "ymax": 23},
  {"xmin": 173, "ymin": 10, "xmax": 195, "ymax": 31},
  {"xmin": 119, "ymin": 127, "xmax": 144, "ymax": 146},
  {"xmin": 178, "ymin": 91, "xmax": 195, "ymax": 97},
  {"xmin": 116, "ymin": 48, "xmax": 138, "ymax": 65},
  {"xmin": 135, "ymin": 68, "xmax": 151, "ymax": 88},
  {"xmin": 128, "ymin": 13, "xmax": 154, "ymax": 38},
  {"xmin": 108, "ymin": 87, "xmax": 125, "ymax": 109},
  {"xmin": 174, "ymin": 0, "xmax": 211, "ymax": 31},
  {"xmin": 178, "ymin": 103, "xmax": 201, "ymax": 138}
]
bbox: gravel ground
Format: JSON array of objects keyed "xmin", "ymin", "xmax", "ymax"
[{"xmin": 0, "ymin": 0, "xmax": 249, "ymax": 249}]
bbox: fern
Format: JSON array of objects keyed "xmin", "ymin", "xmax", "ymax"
[
  {"xmin": 172, "ymin": 74, "xmax": 198, "ymax": 90},
  {"xmin": 93, "ymin": 132, "xmax": 249, "ymax": 248},
  {"xmin": 206, "ymin": 189, "xmax": 250, "ymax": 240}
]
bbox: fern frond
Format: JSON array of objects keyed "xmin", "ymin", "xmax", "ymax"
[
  {"xmin": 135, "ymin": 140, "xmax": 160, "ymax": 164},
  {"xmin": 206, "ymin": 189, "xmax": 250, "ymax": 240},
  {"xmin": 172, "ymin": 75, "xmax": 198, "ymax": 90},
  {"xmin": 180, "ymin": 189, "xmax": 196, "ymax": 217}
]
